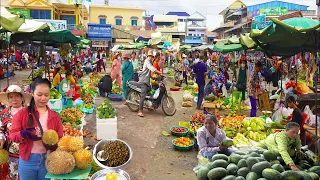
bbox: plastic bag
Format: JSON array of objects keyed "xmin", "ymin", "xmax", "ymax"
[
  {"xmin": 272, "ymin": 105, "xmax": 283, "ymax": 122},
  {"xmin": 153, "ymin": 88, "xmax": 160, "ymax": 99},
  {"xmin": 73, "ymin": 98, "xmax": 83, "ymax": 107},
  {"xmin": 282, "ymin": 107, "xmax": 293, "ymax": 117},
  {"xmin": 196, "ymin": 152, "xmax": 210, "ymax": 166},
  {"xmin": 304, "ymin": 105, "xmax": 320, "ymax": 128},
  {"xmin": 183, "ymin": 93, "xmax": 193, "ymax": 101}
]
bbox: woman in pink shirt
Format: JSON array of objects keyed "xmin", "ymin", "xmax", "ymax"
[
  {"xmin": 9, "ymin": 77, "xmax": 63, "ymax": 180},
  {"xmin": 111, "ymin": 53, "xmax": 122, "ymax": 87},
  {"xmin": 197, "ymin": 114, "xmax": 234, "ymax": 159}
]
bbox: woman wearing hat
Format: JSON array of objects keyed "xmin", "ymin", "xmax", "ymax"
[
  {"xmin": 9, "ymin": 78, "xmax": 64, "ymax": 180},
  {"xmin": 0, "ymin": 85, "xmax": 32, "ymax": 179},
  {"xmin": 122, "ymin": 53, "xmax": 134, "ymax": 101}
]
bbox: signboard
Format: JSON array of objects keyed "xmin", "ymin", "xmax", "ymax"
[
  {"xmin": 7, "ymin": 8, "xmax": 30, "ymax": 19},
  {"xmin": 254, "ymin": 15, "xmax": 266, "ymax": 23},
  {"xmin": 251, "ymin": 21, "xmax": 273, "ymax": 30},
  {"xmin": 33, "ymin": 19, "xmax": 67, "ymax": 30},
  {"xmin": 87, "ymin": 24, "xmax": 112, "ymax": 39},
  {"xmin": 92, "ymin": 40, "xmax": 109, "ymax": 47},
  {"xmin": 251, "ymin": 7, "xmax": 288, "ymax": 17}
]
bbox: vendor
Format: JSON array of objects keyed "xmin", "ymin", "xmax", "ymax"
[
  {"xmin": 98, "ymin": 73, "xmax": 112, "ymax": 97},
  {"xmin": 256, "ymin": 122, "xmax": 305, "ymax": 171},
  {"xmin": 66, "ymin": 70, "xmax": 77, "ymax": 87},
  {"xmin": 286, "ymin": 95, "xmax": 306, "ymax": 145},
  {"xmin": 248, "ymin": 61, "xmax": 262, "ymax": 117},
  {"xmin": 197, "ymin": 114, "xmax": 234, "ymax": 159},
  {"xmin": 298, "ymin": 60, "xmax": 308, "ymax": 82},
  {"xmin": 52, "ymin": 68, "xmax": 61, "ymax": 89}
]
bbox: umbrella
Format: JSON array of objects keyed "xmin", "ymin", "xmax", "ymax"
[
  {"xmin": 282, "ymin": 17, "xmax": 320, "ymax": 31},
  {"xmin": 214, "ymin": 43, "xmax": 243, "ymax": 53},
  {"xmin": 0, "ymin": 7, "xmax": 25, "ymax": 32}
]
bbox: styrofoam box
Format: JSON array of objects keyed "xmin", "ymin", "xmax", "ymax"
[
  {"xmin": 96, "ymin": 116, "xmax": 117, "ymax": 140},
  {"xmin": 48, "ymin": 99, "xmax": 63, "ymax": 112}
]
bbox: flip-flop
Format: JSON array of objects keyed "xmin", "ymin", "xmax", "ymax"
[{"xmin": 137, "ymin": 113, "xmax": 144, "ymax": 117}]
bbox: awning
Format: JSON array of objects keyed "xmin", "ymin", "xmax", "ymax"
[{"xmin": 224, "ymin": 20, "xmax": 251, "ymax": 33}]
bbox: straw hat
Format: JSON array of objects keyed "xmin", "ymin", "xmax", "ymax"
[
  {"xmin": 182, "ymin": 54, "xmax": 187, "ymax": 58},
  {"xmin": 0, "ymin": 85, "xmax": 32, "ymax": 106},
  {"xmin": 147, "ymin": 50, "xmax": 154, "ymax": 56}
]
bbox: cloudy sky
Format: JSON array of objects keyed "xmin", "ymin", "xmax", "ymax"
[{"xmin": 98, "ymin": 0, "xmax": 318, "ymax": 30}]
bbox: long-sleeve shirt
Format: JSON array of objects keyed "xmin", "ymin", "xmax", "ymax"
[
  {"xmin": 248, "ymin": 71, "xmax": 260, "ymax": 99},
  {"xmin": 260, "ymin": 131, "xmax": 301, "ymax": 165},
  {"xmin": 138, "ymin": 58, "xmax": 156, "ymax": 85},
  {"xmin": 52, "ymin": 73, "xmax": 61, "ymax": 87},
  {"xmin": 197, "ymin": 126, "xmax": 226, "ymax": 153},
  {"xmin": 111, "ymin": 59, "xmax": 121, "ymax": 76}
]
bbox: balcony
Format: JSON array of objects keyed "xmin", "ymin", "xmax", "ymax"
[
  {"xmin": 112, "ymin": 25, "xmax": 143, "ymax": 31},
  {"xmin": 155, "ymin": 25, "xmax": 178, "ymax": 33}
]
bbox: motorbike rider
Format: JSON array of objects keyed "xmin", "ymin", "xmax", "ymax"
[{"xmin": 137, "ymin": 50, "xmax": 162, "ymax": 117}]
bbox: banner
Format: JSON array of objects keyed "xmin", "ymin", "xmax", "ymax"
[
  {"xmin": 87, "ymin": 24, "xmax": 112, "ymax": 39},
  {"xmin": 34, "ymin": 19, "xmax": 67, "ymax": 30},
  {"xmin": 252, "ymin": 7, "xmax": 288, "ymax": 17}
]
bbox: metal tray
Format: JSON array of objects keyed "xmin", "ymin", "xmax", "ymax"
[{"xmin": 91, "ymin": 169, "xmax": 130, "ymax": 180}]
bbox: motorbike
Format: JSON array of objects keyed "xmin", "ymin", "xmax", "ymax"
[
  {"xmin": 174, "ymin": 68, "xmax": 182, "ymax": 82},
  {"xmin": 126, "ymin": 75, "xmax": 176, "ymax": 116}
]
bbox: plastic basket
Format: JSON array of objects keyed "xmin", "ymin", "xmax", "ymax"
[
  {"xmin": 170, "ymin": 126, "xmax": 189, "ymax": 137},
  {"xmin": 80, "ymin": 107, "xmax": 94, "ymax": 114},
  {"xmin": 108, "ymin": 94, "xmax": 123, "ymax": 101},
  {"xmin": 178, "ymin": 121, "xmax": 191, "ymax": 128},
  {"xmin": 172, "ymin": 138, "xmax": 194, "ymax": 151}
]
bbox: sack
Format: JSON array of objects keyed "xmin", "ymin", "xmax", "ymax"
[
  {"xmin": 182, "ymin": 101, "xmax": 193, "ymax": 107},
  {"xmin": 183, "ymin": 93, "xmax": 193, "ymax": 101},
  {"xmin": 236, "ymin": 82, "xmax": 245, "ymax": 91}
]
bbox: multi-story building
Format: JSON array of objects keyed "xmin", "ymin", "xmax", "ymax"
[
  {"xmin": 213, "ymin": 0, "xmax": 315, "ymax": 39},
  {"xmin": 88, "ymin": 5, "xmax": 145, "ymax": 48},
  {"xmin": 6, "ymin": 0, "xmax": 88, "ymax": 36},
  {"xmin": 185, "ymin": 11, "xmax": 207, "ymax": 45},
  {"xmin": 166, "ymin": 12, "xmax": 190, "ymax": 33}
]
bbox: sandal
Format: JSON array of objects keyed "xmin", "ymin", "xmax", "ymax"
[{"xmin": 137, "ymin": 112, "xmax": 144, "ymax": 117}]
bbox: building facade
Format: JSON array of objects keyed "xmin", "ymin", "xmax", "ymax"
[{"xmin": 184, "ymin": 11, "xmax": 207, "ymax": 45}]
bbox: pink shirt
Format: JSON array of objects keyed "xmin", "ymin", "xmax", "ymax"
[
  {"xmin": 111, "ymin": 59, "xmax": 121, "ymax": 75},
  {"xmin": 31, "ymin": 110, "xmax": 48, "ymax": 154}
]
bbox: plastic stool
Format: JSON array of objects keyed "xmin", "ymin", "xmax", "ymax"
[{"xmin": 231, "ymin": 91, "xmax": 242, "ymax": 112}]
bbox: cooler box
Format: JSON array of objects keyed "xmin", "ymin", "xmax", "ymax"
[
  {"xmin": 96, "ymin": 117, "xmax": 117, "ymax": 140},
  {"xmin": 48, "ymin": 99, "xmax": 63, "ymax": 112}
]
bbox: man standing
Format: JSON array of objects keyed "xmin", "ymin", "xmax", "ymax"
[
  {"xmin": 182, "ymin": 54, "xmax": 189, "ymax": 85},
  {"xmin": 131, "ymin": 51, "xmax": 139, "ymax": 81},
  {"xmin": 137, "ymin": 50, "xmax": 162, "ymax": 117},
  {"xmin": 193, "ymin": 55, "xmax": 207, "ymax": 110}
]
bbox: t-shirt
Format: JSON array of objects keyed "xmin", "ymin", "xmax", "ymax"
[
  {"xmin": 31, "ymin": 110, "xmax": 48, "ymax": 154},
  {"xmin": 292, "ymin": 108, "xmax": 303, "ymax": 126},
  {"xmin": 138, "ymin": 58, "xmax": 156, "ymax": 85},
  {"xmin": 99, "ymin": 75, "xmax": 112, "ymax": 93},
  {"xmin": 193, "ymin": 62, "xmax": 207, "ymax": 86}
]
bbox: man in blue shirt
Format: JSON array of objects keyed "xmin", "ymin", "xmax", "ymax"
[{"xmin": 193, "ymin": 55, "xmax": 207, "ymax": 109}]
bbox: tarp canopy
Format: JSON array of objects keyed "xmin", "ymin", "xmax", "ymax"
[
  {"xmin": 214, "ymin": 43, "xmax": 243, "ymax": 53},
  {"xmin": 244, "ymin": 17, "xmax": 320, "ymax": 57},
  {"xmin": 192, "ymin": 45, "xmax": 214, "ymax": 51},
  {"xmin": 10, "ymin": 30, "xmax": 81, "ymax": 44},
  {"xmin": 0, "ymin": 7, "xmax": 25, "ymax": 32}
]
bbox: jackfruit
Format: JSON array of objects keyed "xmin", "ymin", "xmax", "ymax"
[
  {"xmin": 45, "ymin": 150, "xmax": 75, "ymax": 175},
  {"xmin": 73, "ymin": 149, "xmax": 92, "ymax": 169},
  {"xmin": 0, "ymin": 149, "xmax": 9, "ymax": 165},
  {"xmin": 58, "ymin": 136, "xmax": 84, "ymax": 152},
  {"xmin": 42, "ymin": 130, "xmax": 59, "ymax": 145}
]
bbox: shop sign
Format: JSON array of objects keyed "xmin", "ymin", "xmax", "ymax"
[
  {"xmin": 252, "ymin": 7, "xmax": 288, "ymax": 17},
  {"xmin": 7, "ymin": 8, "xmax": 30, "ymax": 19},
  {"xmin": 33, "ymin": 19, "xmax": 67, "ymax": 30},
  {"xmin": 254, "ymin": 15, "xmax": 266, "ymax": 23},
  {"xmin": 251, "ymin": 21, "xmax": 273, "ymax": 30},
  {"xmin": 87, "ymin": 24, "xmax": 112, "ymax": 39},
  {"xmin": 92, "ymin": 40, "xmax": 109, "ymax": 47}
]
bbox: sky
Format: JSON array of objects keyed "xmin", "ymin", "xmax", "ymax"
[{"xmin": 94, "ymin": 0, "xmax": 319, "ymax": 30}]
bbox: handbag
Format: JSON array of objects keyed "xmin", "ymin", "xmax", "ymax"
[{"xmin": 236, "ymin": 82, "xmax": 245, "ymax": 91}]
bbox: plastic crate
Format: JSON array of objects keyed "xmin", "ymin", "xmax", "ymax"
[
  {"xmin": 96, "ymin": 116, "xmax": 117, "ymax": 140},
  {"xmin": 108, "ymin": 94, "xmax": 123, "ymax": 101}
]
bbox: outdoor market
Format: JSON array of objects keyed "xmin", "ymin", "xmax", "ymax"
[{"xmin": 0, "ymin": 5, "xmax": 320, "ymax": 180}]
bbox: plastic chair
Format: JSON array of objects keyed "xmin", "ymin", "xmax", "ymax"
[{"xmin": 231, "ymin": 91, "xmax": 242, "ymax": 112}]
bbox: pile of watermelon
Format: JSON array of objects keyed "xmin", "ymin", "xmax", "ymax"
[{"xmin": 195, "ymin": 149, "xmax": 320, "ymax": 180}]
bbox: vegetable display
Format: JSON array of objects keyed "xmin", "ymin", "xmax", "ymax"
[
  {"xmin": 97, "ymin": 100, "xmax": 115, "ymax": 119},
  {"xmin": 192, "ymin": 112, "xmax": 205, "ymax": 123},
  {"xmin": 172, "ymin": 127, "xmax": 186, "ymax": 133},
  {"xmin": 173, "ymin": 137, "xmax": 193, "ymax": 147},
  {"xmin": 60, "ymin": 108, "xmax": 84, "ymax": 125},
  {"xmin": 100, "ymin": 140, "xmax": 130, "ymax": 167},
  {"xmin": 50, "ymin": 88, "xmax": 62, "ymax": 99}
]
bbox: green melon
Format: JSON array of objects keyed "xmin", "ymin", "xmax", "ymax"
[
  {"xmin": 281, "ymin": 170, "xmax": 301, "ymax": 180},
  {"xmin": 237, "ymin": 159, "xmax": 248, "ymax": 168},
  {"xmin": 263, "ymin": 150, "xmax": 278, "ymax": 162},
  {"xmin": 250, "ymin": 152, "xmax": 261, "ymax": 157},
  {"xmin": 212, "ymin": 154, "xmax": 228, "ymax": 162},
  {"xmin": 271, "ymin": 164, "xmax": 285, "ymax": 173},
  {"xmin": 262, "ymin": 168, "xmax": 282, "ymax": 180},
  {"xmin": 298, "ymin": 171, "xmax": 313, "ymax": 180},
  {"xmin": 226, "ymin": 163, "xmax": 238, "ymax": 176},
  {"xmin": 308, "ymin": 172, "xmax": 320, "ymax": 180},
  {"xmin": 197, "ymin": 166, "xmax": 210, "ymax": 180},
  {"xmin": 309, "ymin": 166, "xmax": 320, "ymax": 176},
  {"xmin": 252, "ymin": 161, "xmax": 271, "ymax": 175},
  {"xmin": 221, "ymin": 175, "xmax": 236, "ymax": 180},
  {"xmin": 246, "ymin": 157, "xmax": 260, "ymax": 170},
  {"xmin": 222, "ymin": 138, "xmax": 234, "ymax": 147},
  {"xmin": 229, "ymin": 153, "xmax": 242, "ymax": 164},
  {"xmin": 246, "ymin": 172, "xmax": 259, "ymax": 180},
  {"xmin": 212, "ymin": 159, "xmax": 228, "ymax": 169},
  {"xmin": 207, "ymin": 167, "xmax": 228, "ymax": 180},
  {"xmin": 237, "ymin": 167, "xmax": 250, "ymax": 177}
]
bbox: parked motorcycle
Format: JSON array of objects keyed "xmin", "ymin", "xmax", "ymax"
[
  {"xmin": 126, "ymin": 75, "xmax": 176, "ymax": 116},
  {"xmin": 174, "ymin": 68, "xmax": 182, "ymax": 82}
]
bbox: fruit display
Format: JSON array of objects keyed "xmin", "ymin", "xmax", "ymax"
[
  {"xmin": 63, "ymin": 123, "xmax": 82, "ymax": 137},
  {"xmin": 50, "ymin": 88, "xmax": 62, "ymax": 99},
  {"xmin": 97, "ymin": 100, "xmax": 115, "ymax": 119},
  {"xmin": 168, "ymin": 70, "xmax": 174, "ymax": 76},
  {"xmin": 73, "ymin": 149, "xmax": 92, "ymax": 169},
  {"xmin": 111, "ymin": 84, "xmax": 122, "ymax": 94},
  {"xmin": 89, "ymin": 74, "xmax": 103, "ymax": 86},
  {"xmin": 82, "ymin": 82, "xmax": 98, "ymax": 96},
  {"xmin": 243, "ymin": 117, "xmax": 268, "ymax": 142},
  {"xmin": 81, "ymin": 94, "xmax": 93, "ymax": 104},
  {"xmin": 210, "ymin": 99, "xmax": 225, "ymax": 109},
  {"xmin": 189, "ymin": 123, "xmax": 203, "ymax": 135},
  {"xmin": 223, "ymin": 128, "xmax": 238, "ymax": 138},
  {"xmin": 232, "ymin": 133, "xmax": 250, "ymax": 147},
  {"xmin": 106, "ymin": 173, "xmax": 118, "ymax": 180},
  {"xmin": 42, "ymin": 130, "xmax": 59, "ymax": 146},
  {"xmin": 60, "ymin": 108, "xmax": 84, "ymax": 125},
  {"xmin": 0, "ymin": 149, "xmax": 9, "ymax": 165},
  {"xmin": 220, "ymin": 115, "xmax": 245, "ymax": 130},
  {"xmin": 45, "ymin": 150, "xmax": 75, "ymax": 175},
  {"xmin": 192, "ymin": 112, "xmax": 205, "ymax": 123},
  {"xmin": 100, "ymin": 140, "xmax": 130, "ymax": 167},
  {"xmin": 79, "ymin": 103, "xmax": 93, "ymax": 110},
  {"xmin": 173, "ymin": 137, "xmax": 193, "ymax": 147},
  {"xmin": 221, "ymin": 138, "xmax": 234, "ymax": 147},
  {"xmin": 171, "ymin": 127, "xmax": 187, "ymax": 133},
  {"xmin": 195, "ymin": 149, "xmax": 318, "ymax": 180},
  {"xmin": 58, "ymin": 136, "xmax": 84, "ymax": 152}
]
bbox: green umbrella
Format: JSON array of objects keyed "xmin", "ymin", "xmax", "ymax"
[
  {"xmin": 282, "ymin": 17, "xmax": 320, "ymax": 31},
  {"xmin": 214, "ymin": 43, "xmax": 243, "ymax": 53}
]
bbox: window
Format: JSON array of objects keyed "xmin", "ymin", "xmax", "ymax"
[
  {"xmin": 30, "ymin": 10, "xmax": 51, "ymax": 19},
  {"xmin": 115, "ymin": 19, "xmax": 122, "ymax": 25},
  {"xmin": 100, "ymin": 18, "xmax": 106, "ymax": 24},
  {"xmin": 131, "ymin": 20, "xmax": 137, "ymax": 26}
]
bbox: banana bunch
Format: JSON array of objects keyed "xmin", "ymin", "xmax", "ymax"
[
  {"xmin": 223, "ymin": 128, "xmax": 237, "ymax": 138},
  {"xmin": 233, "ymin": 133, "xmax": 250, "ymax": 147}
]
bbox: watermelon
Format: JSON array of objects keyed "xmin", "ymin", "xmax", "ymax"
[
  {"xmin": 262, "ymin": 168, "xmax": 282, "ymax": 180},
  {"xmin": 207, "ymin": 167, "xmax": 228, "ymax": 180}
]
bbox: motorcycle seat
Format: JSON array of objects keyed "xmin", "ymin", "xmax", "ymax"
[{"xmin": 127, "ymin": 81, "xmax": 142, "ymax": 93}]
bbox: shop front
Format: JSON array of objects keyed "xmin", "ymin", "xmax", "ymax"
[{"xmin": 87, "ymin": 23, "xmax": 112, "ymax": 52}]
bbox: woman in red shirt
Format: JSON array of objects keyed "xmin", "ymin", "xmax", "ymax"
[{"xmin": 9, "ymin": 78, "xmax": 63, "ymax": 180}]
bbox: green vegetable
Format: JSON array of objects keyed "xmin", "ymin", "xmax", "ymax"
[
  {"xmin": 246, "ymin": 157, "xmax": 260, "ymax": 170},
  {"xmin": 309, "ymin": 166, "xmax": 320, "ymax": 176},
  {"xmin": 222, "ymin": 175, "xmax": 236, "ymax": 180},
  {"xmin": 237, "ymin": 159, "xmax": 248, "ymax": 168},
  {"xmin": 229, "ymin": 153, "xmax": 242, "ymax": 164},
  {"xmin": 97, "ymin": 100, "xmax": 115, "ymax": 119},
  {"xmin": 298, "ymin": 171, "xmax": 313, "ymax": 180},
  {"xmin": 212, "ymin": 154, "xmax": 228, "ymax": 162}
]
